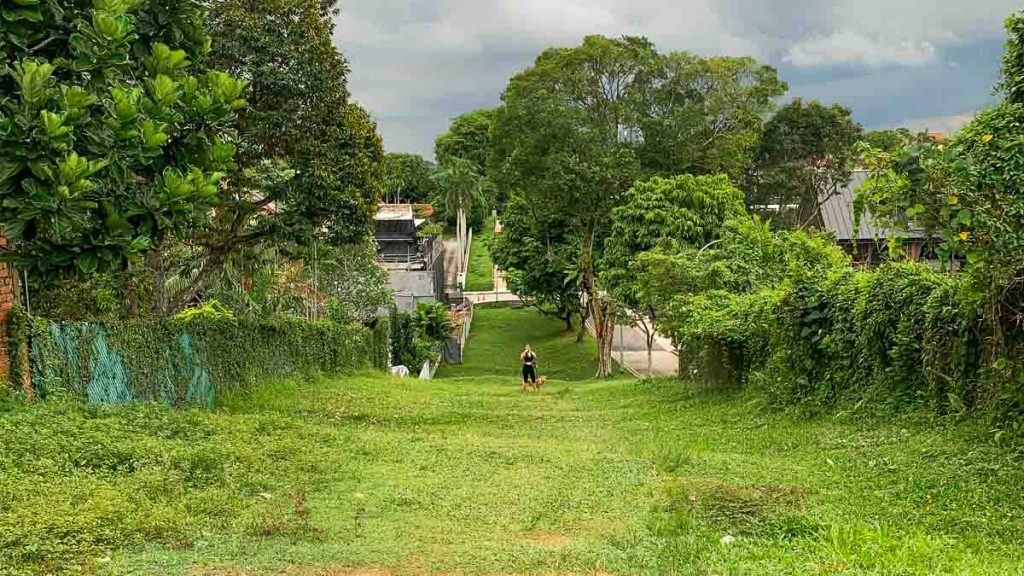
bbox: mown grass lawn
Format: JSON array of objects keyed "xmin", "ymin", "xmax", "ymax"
[
  {"xmin": 464, "ymin": 230, "xmax": 494, "ymax": 292},
  {"xmin": 2, "ymin": 309, "xmax": 1024, "ymax": 575}
]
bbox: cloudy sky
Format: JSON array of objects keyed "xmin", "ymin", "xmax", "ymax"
[{"xmin": 333, "ymin": 0, "xmax": 1019, "ymax": 158}]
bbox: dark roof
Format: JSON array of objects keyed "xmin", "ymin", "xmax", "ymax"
[
  {"xmin": 820, "ymin": 170, "xmax": 926, "ymax": 242},
  {"xmin": 375, "ymin": 218, "xmax": 417, "ymax": 241}
]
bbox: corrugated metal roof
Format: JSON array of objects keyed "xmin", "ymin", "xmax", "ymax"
[{"xmin": 819, "ymin": 170, "xmax": 925, "ymax": 242}]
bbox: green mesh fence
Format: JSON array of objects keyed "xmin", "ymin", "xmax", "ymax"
[{"xmin": 19, "ymin": 316, "xmax": 389, "ymax": 408}]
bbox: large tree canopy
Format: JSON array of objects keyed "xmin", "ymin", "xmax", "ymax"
[
  {"xmin": 383, "ymin": 153, "xmax": 437, "ymax": 204},
  {"xmin": 152, "ymin": 0, "xmax": 385, "ymax": 312},
  {"xmin": 0, "ymin": 0, "xmax": 245, "ymax": 280},
  {"xmin": 746, "ymin": 98, "xmax": 863, "ymax": 228},
  {"xmin": 489, "ymin": 34, "xmax": 785, "ymax": 375},
  {"xmin": 205, "ymin": 0, "xmax": 383, "ymax": 248},
  {"xmin": 635, "ymin": 53, "xmax": 787, "ymax": 180},
  {"xmin": 435, "ymin": 109, "xmax": 496, "ymax": 173}
]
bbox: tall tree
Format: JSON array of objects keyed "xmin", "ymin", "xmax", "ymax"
[
  {"xmin": 432, "ymin": 157, "xmax": 484, "ymax": 286},
  {"xmin": 635, "ymin": 53, "xmax": 787, "ymax": 180},
  {"xmin": 171, "ymin": 0, "xmax": 384, "ymax": 311},
  {"xmin": 383, "ymin": 153, "xmax": 437, "ymax": 204},
  {"xmin": 490, "ymin": 35, "xmax": 785, "ymax": 376},
  {"xmin": 491, "ymin": 36, "xmax": 652, "ymax": 376},
  {"xmin": 602, "ymin": 174, "xmax": 747, "ymax": 376},
  {"xmin": 0, "ymin": 0, "xmax": 245, "ymax": 281},
  {"xmin": 435, "ymin": 109, "xmax": 496, "ymax": 174},
  {"xmin": 489, "ymin": 196, "xmax": 584, "ymax": 335},
  {"xmin": 746, "ymin": 98, "xmax": 863, "ymax": 228}
]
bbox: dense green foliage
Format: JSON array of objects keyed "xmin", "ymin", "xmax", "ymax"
[
  {"xmin": 746, "ymin": 98, "xmax": 863, "ymax": 227},
  {"xmin": 388, "ymin": 302, "xmax": 451, "ymax": 370},
  {"xmin": 13, "ymin": 313, "xmax": 384, "ymax": 407},
  {"xmin": 204, "ymin": 0, "xmax": 383, "ymax": 248},
  {"xmin": 382, "ymin": 152, "xmax": 437, "ymax": 203},
  {"xmin": 0, "ymin": 0, "xmax": 245, "ymax": 280},
  {"xmin": 600, "ymin": 175, "xmax": 747, "ymax": 374},
  {"xmin": 3, "ymin": 309, "xmax": 1024, "ymax": 574},
  {"xmin": 488, "ymin": 196, "xmax": 583, "ymax": 331},
  {"xmin": 489, "ymin": 35, "xmax": 785, "ymax": 375},
  {"xmin": 434, "ymin": 108, "xmax": 495, "ymax": 175}
]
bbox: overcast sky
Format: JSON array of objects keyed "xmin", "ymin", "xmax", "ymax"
[{"xmin": 333, "ymin": 1, "xmax": 1020, "ymax": 158}]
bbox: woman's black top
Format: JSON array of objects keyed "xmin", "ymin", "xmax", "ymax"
[{"xmin": 523, "ymin": 353, "xmax": 536, "ymax": 366}]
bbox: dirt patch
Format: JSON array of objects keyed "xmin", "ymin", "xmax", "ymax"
[{"xmin": 523, "ymin": 532, "xmax": 572, "ymax": 547}]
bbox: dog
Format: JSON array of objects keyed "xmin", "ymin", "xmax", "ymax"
[{"xmin": 525, "ymin": 375, "xmax": 547, "ymax": 393}]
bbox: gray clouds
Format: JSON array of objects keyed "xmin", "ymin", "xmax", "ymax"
[{"xmin": 334, "ymin": 0, "xmax": 1019, "ymax": 157}]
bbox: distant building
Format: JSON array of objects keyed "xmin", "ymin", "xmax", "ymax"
[
  {"xmin": 818, "ymin": 170, "xmax": 935, "ymax": 266},
  {"xmin": 374, "ymin": 204, "xmax": 445, "ymax": 311}
]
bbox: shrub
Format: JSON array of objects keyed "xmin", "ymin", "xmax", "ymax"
[
  {"xmin": 388, "ymin": 303, "xmax": 450, "ymax": 370},
  {"xmin": 676, "ymin": 261, "xmax": 1024, "ymax": 424},
  {"xmin": 10, "ymin": 314, "xmax": 380, "ymax": 407}
]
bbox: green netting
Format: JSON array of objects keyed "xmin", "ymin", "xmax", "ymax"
[{"xmin": 17, "ymin": 316, "xmax": 386, "ymax": 409}]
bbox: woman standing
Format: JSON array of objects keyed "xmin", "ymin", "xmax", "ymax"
[{"xmin": 520, "ymin": 345, "xmax": 538, "ymax": 390}]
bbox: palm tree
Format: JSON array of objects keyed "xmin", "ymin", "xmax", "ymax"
[{"xmin": 433, "ymin": 157, "xmax": 485, "ymax": 288}]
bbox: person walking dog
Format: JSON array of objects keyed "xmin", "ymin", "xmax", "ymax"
[{"xmin": 520, "ymin": 345, "xmax": 538, "ymax": 391}]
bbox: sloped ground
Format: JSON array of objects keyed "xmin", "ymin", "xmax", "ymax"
[{"xmin": 2, "ymin": 308, "xmax": 1023, "ymax": 575}]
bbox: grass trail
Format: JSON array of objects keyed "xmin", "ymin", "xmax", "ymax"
[
  {"xmin": 464, "ymin": 228, "xmax": 495, "ymax": 292},
  {"xmin": 435, "ymin": 305, "xmax": 598, "ymax": 381},
  {"xmin": 2, "ymin": 308, "xmax": 1024, "ymax": 574}
]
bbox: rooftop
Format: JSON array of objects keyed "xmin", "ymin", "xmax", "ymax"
[
  {"xmin": 375, "ymin": 204, "xmax": 415, "ymax": 221},
  {"xmin": 819, "ymin": 170, "xmax": 927, "ymax": 242}
]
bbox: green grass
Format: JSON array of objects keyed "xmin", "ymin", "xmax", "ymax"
[
  {"xmin": 435, "ymin": 306, "xmax": 599, "ymax": 381},
  {"xmin": 464, "ymin": 229, "xmax": 494, "ymax": 292},
  {"xmin": 2, "ymin": 308, "xmax": 1024, "ymax": 575}
]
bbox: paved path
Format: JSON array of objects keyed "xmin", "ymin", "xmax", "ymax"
[
  {"xmin": 600, "ymin": 320, "xmax": 678, "ymax": 379},
  {"xmin": 482, "ymin": 218, "xmax": 676, "ymax": 378},
  {"xmin": 442, "ymin": 237, "xmax": 461, "ymax": 291}
]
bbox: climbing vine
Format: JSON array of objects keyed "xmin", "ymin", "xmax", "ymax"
[{"xmin": 9, "ymin": 311, "xmax": 383, "ymax": 407}]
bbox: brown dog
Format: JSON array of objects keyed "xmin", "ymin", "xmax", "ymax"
[{"xmin": 529, "ymin": 375, "xmax": 547, "ymax": 392}]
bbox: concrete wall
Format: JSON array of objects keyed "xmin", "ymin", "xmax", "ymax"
[{"xmin": 390, "ymin": 270, "xmax": 441, "ymax": 312}]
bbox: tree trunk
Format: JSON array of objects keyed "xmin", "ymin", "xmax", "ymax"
[
  {"xmin": 591, "ymin": 296, "xmax": 614, "ymax": 378},
  {"xmin": 647, "ymin": 340, "xmax": 654, "ymax": 379},
  {"xmin": 563, "ymin": 311, "xmax": 574, "ymax": 332},
  {"xmin": 124, "ymin": 262, "xmax": 140, "ymax": 316},
  {"xmin": 146, "ymin": 249, "xmax": 166, "ymax": 316}
]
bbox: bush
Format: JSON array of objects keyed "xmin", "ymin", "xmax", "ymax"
[
  {"xmin": 10, "ymin": 313, "xmax": 380, "ymax": 407},
  {"xmin": 388, "ymin": 303, "xmax": 450, "ymax": 370},
  {"xmin": 676, "ymin": 261, "xmax": 1024, "ymax": 424}
]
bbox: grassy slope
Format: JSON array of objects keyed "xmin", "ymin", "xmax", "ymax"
[
  {"xmin": 464, "ymin": 231, "xmax": 494, "ymax": 292},
  {"xmin": 2, "ymin": 309, "xmax": 1024, "ymax": 574},
  {"xmin": 436, "ymin": 306, "xmax": 598, "ymax": 381}
]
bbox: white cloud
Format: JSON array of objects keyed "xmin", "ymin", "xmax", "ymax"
[
  {"xmin": 333, "ymin": 0, "xmax": 1014, "ymax": 155},
  {"xmin": 783, "ymin": 29, "xmax": 937, "ymax": 68},
  {"xmin": 901, "ymin": 111, "xmax": 978, "ymax": 135}
]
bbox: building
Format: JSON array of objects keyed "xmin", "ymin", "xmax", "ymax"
[
  {"xmin": 819, "ymin": 170, "xmax": 934, "ymax": 266},
  {"xmin": 374, "ymin": 204, "xmax": 445, "ymax": 311}
]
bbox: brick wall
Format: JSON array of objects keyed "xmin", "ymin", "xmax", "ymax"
[{"xmin": 0, "ymin": 236, "xmax": 27, "ymax": 396}]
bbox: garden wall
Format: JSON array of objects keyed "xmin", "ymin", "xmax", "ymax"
[{"xmin": 7, "ymin": 314, "xmax": 391, "ymax": 408}]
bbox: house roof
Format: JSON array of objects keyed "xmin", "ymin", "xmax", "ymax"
[
  {"xmin": 819, "ymin": 170, "xmax": 926, "ymax": 242},
  {"xmin": 375, "ymin": 204, "xmax": 415, "ymax": 221}
]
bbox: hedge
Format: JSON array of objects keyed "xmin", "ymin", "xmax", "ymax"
[
  {"xmin": 677, "ymin": 262, "xmax": 1024, "ymax": 423},
  {"xmin": 7, "ymin": 312, "xmax": 390, "ymax": 408}
]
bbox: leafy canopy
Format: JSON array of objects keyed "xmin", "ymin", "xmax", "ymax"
[
  {"xmin": 0, "ymin": 0, "xmax": 246, "ymax": 279},
  {"xmin": 205, "ymin": 0, "xmax": 384, "ymax": 248},
  {"xmin": 746, "ymin": 98, "xmax": 863, "ymax": 227}
]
